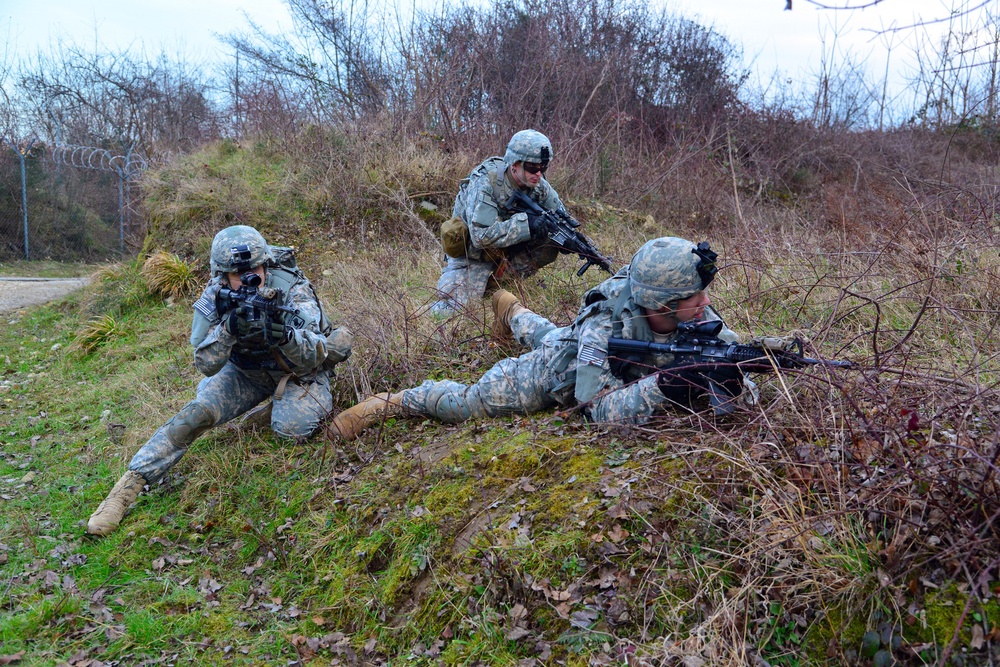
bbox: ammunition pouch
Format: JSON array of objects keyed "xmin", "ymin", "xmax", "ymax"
[{"xmin": 441, "ymin": 217, "xmax": 469, "ymax": 258}]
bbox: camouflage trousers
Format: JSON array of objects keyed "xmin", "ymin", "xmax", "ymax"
[
  {"xmin": 429, "ymin": 246, "xmax": 560, "ymax": 316},
  {"xmin": 402, "ymin": 310, "xmax": 576, "ymax": 423},
  {"xmin": 128, "ymin": 362, "xmax": 332, "ymax": 484}
]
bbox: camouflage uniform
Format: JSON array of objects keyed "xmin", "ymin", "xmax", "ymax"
[
  {"xmin": 402, "ymin": 309, "xmax": 568, "ymax": 421},
  {"xmin": 127, "ymin": 228, "xmax": 352, "ymax": 484},
  {"xmin": 407, "ymin": 239, "xmax": 755, "ymax": 424},
  {"xmin": 431, "ymin": 130, "xmax": 565, "ymax": 316}
]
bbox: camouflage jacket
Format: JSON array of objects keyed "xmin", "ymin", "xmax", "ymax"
[
  {"xmin": 453, "ymin": 157, "xmax": 564, "ymax": 261},
  {"xmin": 566, "ymin": 268, "xmax": 741, "ymax": 424},
  {"xmin": 189, "ymin": 268, "xmax": 334, "ymax": 379}
]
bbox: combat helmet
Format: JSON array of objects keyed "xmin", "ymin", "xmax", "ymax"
[
  {"xmin": 504, "ymin": 130, "xmax": 553, "ymax": 167},
  {"xmin": 210, "ymin": 225, "xmax": 273, "ymax": 275},
  {"xmin": 629, "ymin": 237, "xmax": 718, "ymax": 311}
]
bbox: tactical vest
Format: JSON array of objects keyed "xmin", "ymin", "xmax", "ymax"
[
  {"xmin": 229, "ymin": 247, "xmax": 351, "ymax": 373},
  {"xmin": 453, "ymin": 157, "xmax": 549, "ymax": 264},
  {"xmin": 570, "ymin": 267, "xmax": 679, "ymax": 384},
  {"xmin": 452, "ymin": 156, "xmax": 508, "ymax": 221}
]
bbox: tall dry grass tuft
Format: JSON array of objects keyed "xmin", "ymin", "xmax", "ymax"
[{"xmin": 141, "ymin": 251, "xmax": 201, "ymax": 298}]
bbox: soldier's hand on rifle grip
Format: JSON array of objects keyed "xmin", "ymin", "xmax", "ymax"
[
  {"xmin": 656, "ymin": 367, "xmax": 702, "ymax": 404},
  {"xmin": 526, "ymin": 211, "xmax": 547, "ymax": 240},
  {"xmin": 224, "ymin": 307, "xmax": 252, "ymax": 337},
  {"xmin": 266, "ymin": 313, "xmax": 290, "ymax": 346}
]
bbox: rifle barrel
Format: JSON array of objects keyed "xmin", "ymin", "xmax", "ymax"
[{"xmin": 607, "ymin": 337, "xmax": 852, "ymax": 369}]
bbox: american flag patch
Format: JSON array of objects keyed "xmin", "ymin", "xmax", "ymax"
[
  {"xmin": 579, "ymin": 344, "xmax": 606, "ymax": 366},
  {"xmin": 193, "ymin": 294, "xmax": 215, "ymax": 319}
]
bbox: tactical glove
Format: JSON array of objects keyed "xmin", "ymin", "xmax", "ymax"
[
  {"xmin": 656, "ymin": 363, "xmax": 744, "ymax": 408},
  {"xmin": 526, "ymin": 211, "xmax": 547, "ymax": 240},
  {"xmin": 224, "ymin": 307, "xmax": 254, "ymax": 337},
  {"xmin": 266, "ymin": 315, "xmax": 290, "ymax": 346},
  {"xmin": 656, "ymin": 366, "xmax": 704, "ymax": 405}
]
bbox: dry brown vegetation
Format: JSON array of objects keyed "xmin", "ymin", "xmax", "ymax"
[
  {"xmin": 118, "ymin": 109, "xmax": 1000, "ymax": 663},
  {"xmin": 3, "ymin": 0, "xmax": 1000, "ymax": 663}
]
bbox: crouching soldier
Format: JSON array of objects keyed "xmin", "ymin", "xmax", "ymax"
[
  {"xmin": 332, "ymin": 237, "xmax": 758, "ymax": 438},
  {"xmin": 87, "ymin": 225, "xmax": 353, "ymax": 536},
  {"xmin": 431, "ymin": 129, "xmax": 569, "ymax": 316}
]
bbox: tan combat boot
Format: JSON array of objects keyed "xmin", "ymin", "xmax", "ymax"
[
  {"xmin": 491, "ymin": 289, "xmax": 529, "ymax": 339},
  {"xmin": 87, "ymin": 470, "xmax": 147, "ymax": 536},
  {"xmin": 328, "ymin": 392, "xmax": 406, "ymax": 440}
]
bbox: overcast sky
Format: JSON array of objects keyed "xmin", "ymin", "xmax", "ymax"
[{"xmin": 1, "ymin": 0, "xmax": 976, "ymax": 99}]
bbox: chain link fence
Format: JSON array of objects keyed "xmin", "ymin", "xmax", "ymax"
[{"xmin": 0, "ymin": 139, "xmax": 145, "ymax": 262}]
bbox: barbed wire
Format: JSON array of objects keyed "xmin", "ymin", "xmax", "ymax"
[{"xmin": 47, "ymin": 143, "xmax": 147, "ymax": 178}]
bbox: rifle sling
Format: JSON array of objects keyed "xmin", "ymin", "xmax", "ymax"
[{"xmin": 270, "ymin": 348, "xmax": 298, "ymax": 400}]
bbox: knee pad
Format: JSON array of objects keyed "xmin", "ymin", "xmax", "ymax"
[
  {"xmin": 271, "ymin": 418, "xmax": 317, "ymax": 441},
  {"xmin": 527, "ymin": 324, "xmax": 556, "ymax": 349},
  {"xmin": 165, "ymin": 402, "xmax": 215, "ymax": 446},
  {"xmin": 425, "ymin": 381, "xmax": 477, "ymax": 424}
]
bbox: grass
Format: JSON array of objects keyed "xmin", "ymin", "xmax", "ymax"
[
  {"xmin": 141, "ymin": 251, "xmax": 201, "ymax": 299},
  {"xmin": 0, "ymin": 260, "xmax": 97, "ymax": 278},
  {"xmin": 1, "ymin": 136, "xmax": 999, "ymax": 665}
]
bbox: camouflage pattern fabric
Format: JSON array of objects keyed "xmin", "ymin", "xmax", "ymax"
[
  {"xmin": 430, "ymin": 158, "xmax": 563, "ymax": 316},
  {"xmin": 571, "ymin": 266, "xmax": 755, "ymax": 422},
  {"xmin": 430, "ymin": 246, "xmax": 563, "ymax": 316},
  {"xmin": 629, "ymin": 237, "xmax": 707, "ymax": 309},
  {"xmin": 504, "ymin": 130, "xmax": 553, "ymax": 165},
  {"xmin": 193, "ymin": 275, "xmax": 332, "ymax": 376},
  {"xmin": 209, "ymin": 225, "xmax": 273, "ymax": 275},
  {"xmin": 420, "ymin": 249, "xmax": 754, "ymax": 425},
  {"xmin": 431, "ymin": 256, "xmax": 497, "ymax": 316},
  {"xmin": 128, "ymin": 363, "xmax": 332, "ymax": 483},
  {"xmin": 402, "ymin": 310, "xmax": 565, "ymax": 421},
  {"xmin": 573, "ymin": 302, "xmax": 747, "ymax": 424},
  {"xmin": 127, "ymin": 267, "xmax": 338, "ymax": 484}
]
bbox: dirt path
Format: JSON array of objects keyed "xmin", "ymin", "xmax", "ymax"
[{"xmin": 0, "ymin": 277, "xmax": 90, "ymax": 313}]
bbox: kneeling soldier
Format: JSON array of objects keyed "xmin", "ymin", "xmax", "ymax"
[
  {"xmin": 87, "ymin": 225, "xmax": 352, "ymax": 536},
  {"xmin": 431, "ymin": 129, "xmax": 569, "ymax": 316}
]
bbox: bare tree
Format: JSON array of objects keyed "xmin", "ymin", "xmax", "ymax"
[
  {"xmin": 17, "ymin": 43, "xmax": 220, "ymax": 155},
  {"xmin": 785, "ymin": 0, "xmax": 995, "ymax": 27}
]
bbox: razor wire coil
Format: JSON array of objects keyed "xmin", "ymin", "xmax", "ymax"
[{"xmin": 48, "ymin": 143, "xmax": 147, "ymax": 178}]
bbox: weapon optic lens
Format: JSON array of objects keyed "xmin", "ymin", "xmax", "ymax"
[
  {"xmin": 240, "ymin": 271, "xmax": 262, "ymax": 288},
  {"xmin": 678, "ymin": 319, "xmax": 724, "ymax": 337}
]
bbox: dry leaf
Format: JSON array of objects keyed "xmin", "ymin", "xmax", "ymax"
[
  {"xmin": 971, "ymin": 624, "xmax": 985, "ymax": 649},
  {"xmin": 608, "ymin": 524, "xmax": 629, "ymax": 543}
]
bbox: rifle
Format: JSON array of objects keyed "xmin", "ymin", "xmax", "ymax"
[
  {"xmin": 607, "ymin": 320, "xmax": 853, "ymax": 413},
  {"xmin": 505, "ymin": 189, "xmax": 613, "ymax": 277},
  {"xmin": 215, "ymin": 271, "xmax": 300, "ymax": 323},
  {"xmin": 607, "ymin": 320, "xmax": 854, "ymax": 372}
]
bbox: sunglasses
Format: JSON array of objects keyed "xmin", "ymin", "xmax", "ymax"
[{"xmin": 521, "ymin": 162, "xmax": 548, "ymax": 175}]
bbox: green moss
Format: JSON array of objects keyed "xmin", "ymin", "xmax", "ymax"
[
  {"xmin": 916, "ymin": 586, "xmax": 977, "ymax": 646},
  {"xmin": 804, "ymin": 605, "xmax": 870, "ymax": 664}
]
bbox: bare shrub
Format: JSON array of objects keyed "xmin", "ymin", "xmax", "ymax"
[{"xmin": 18, "ymin": 44, "xmax": 219, "ymax": 155}]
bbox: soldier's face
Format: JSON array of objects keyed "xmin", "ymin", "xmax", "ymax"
[
  {"xmin": 226, "ymin": 265, "xmax": 266, "ymax": 289},
  {"xmin": 512, "ymin": 161, "xmax": 544, "ymax": 188},
  {"xmin": 674, "ymin": 290, "xmax": 711, "ymax": 323},
  {"xmin": 644, "ymin": 290, "xmax": 711, "ymax": 334}
]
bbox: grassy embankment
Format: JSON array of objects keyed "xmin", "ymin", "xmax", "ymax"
[{"xmin": 1, "ymin": 132, "xmax": 999, "ymax": 666}]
